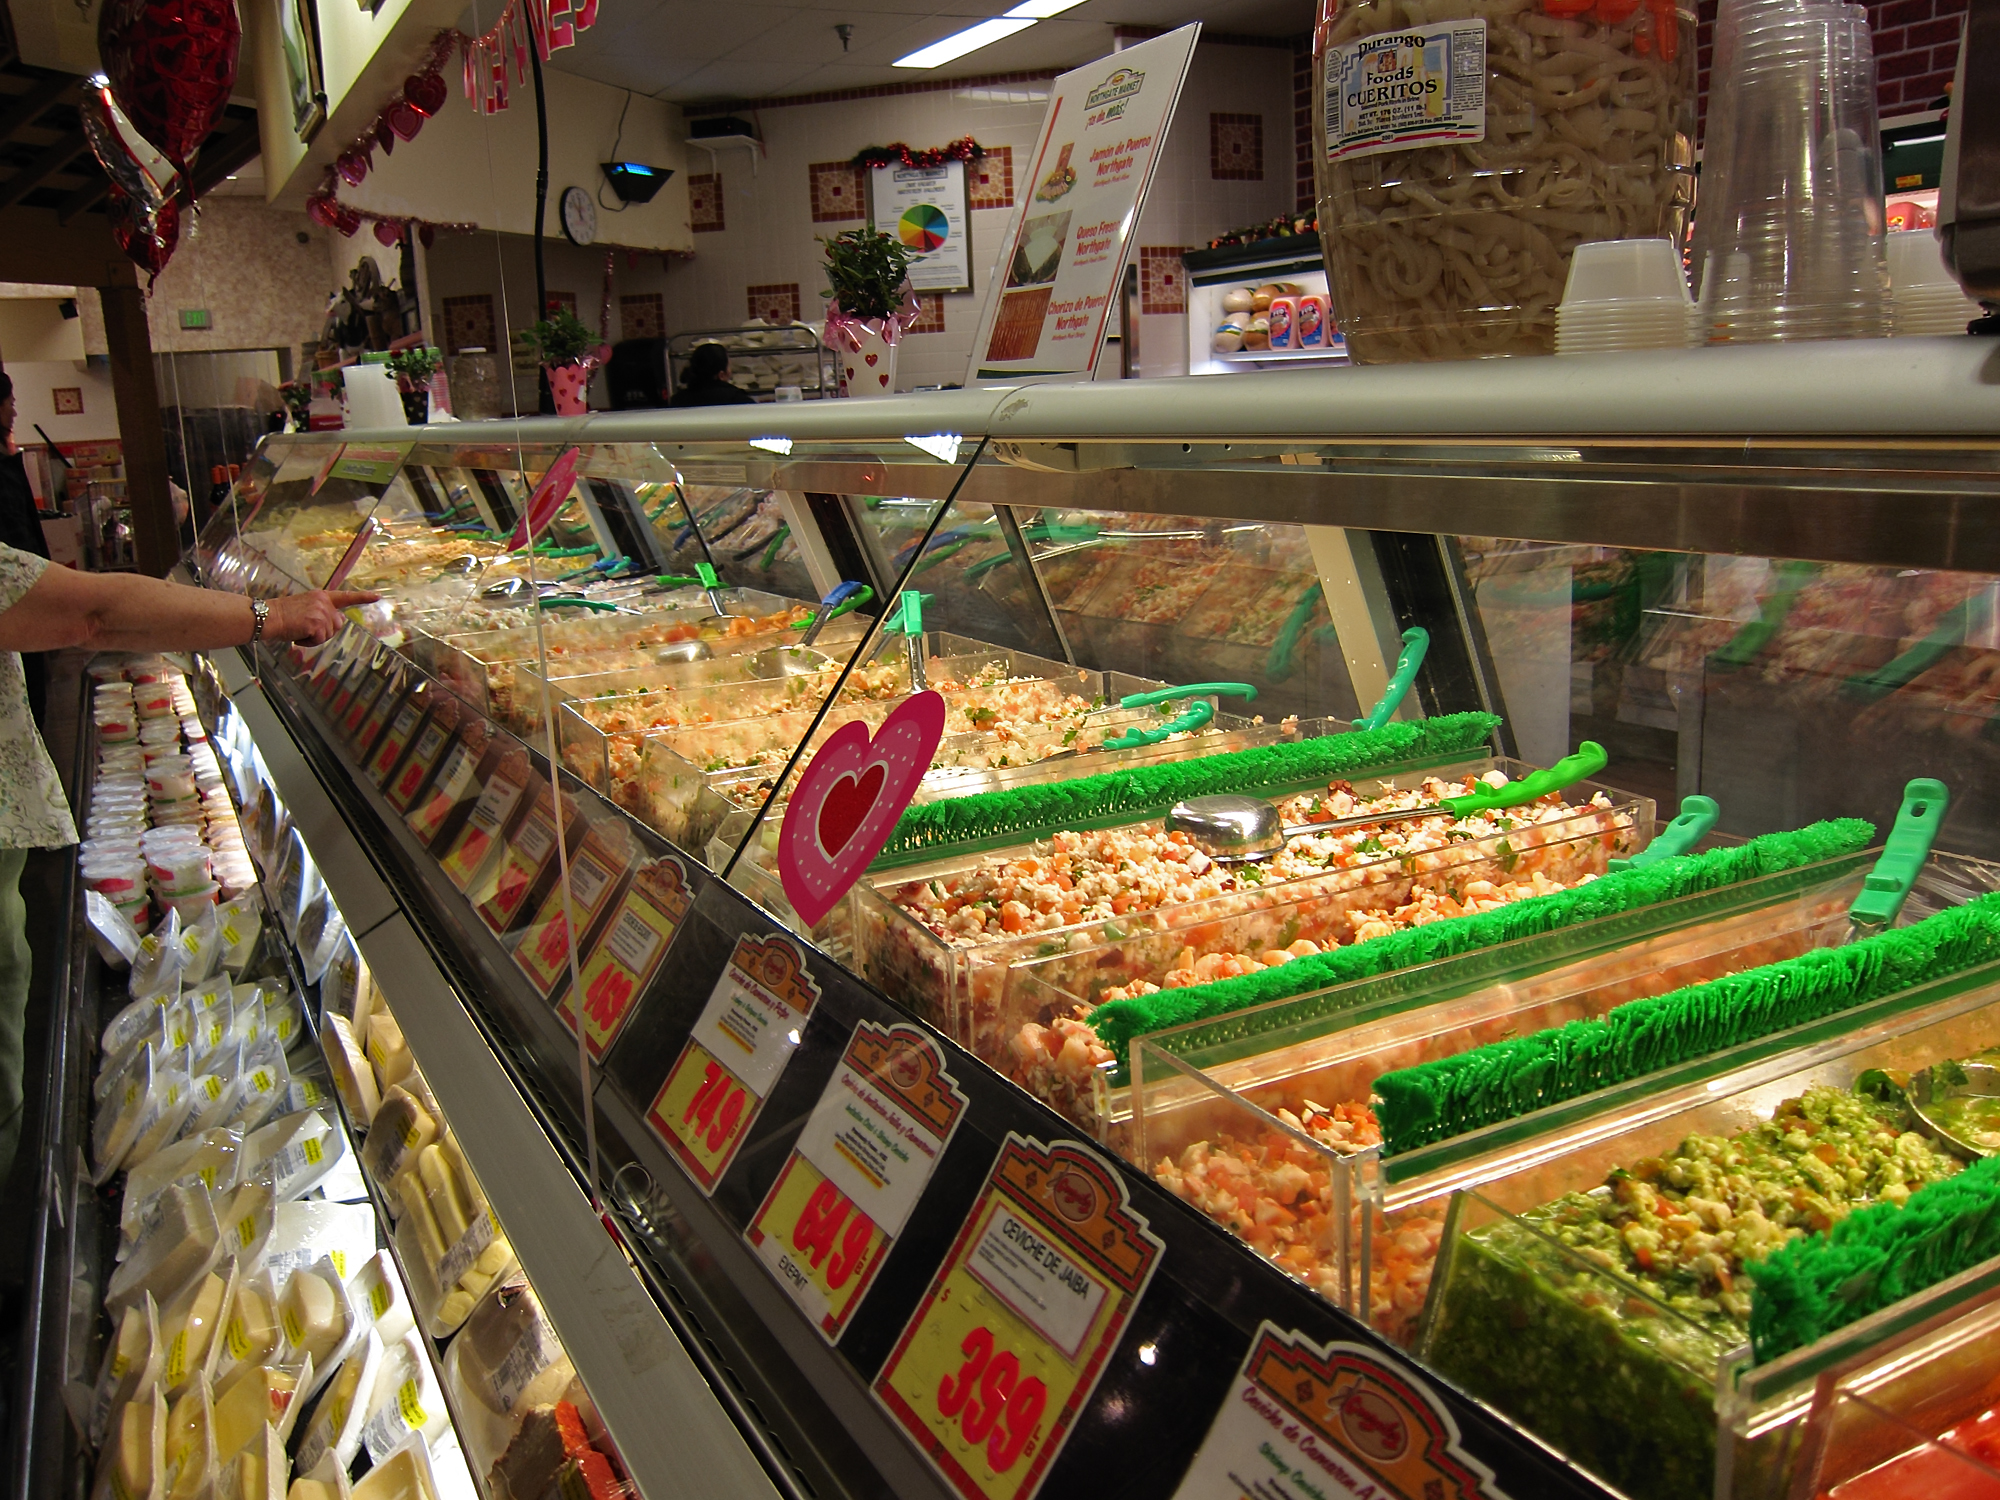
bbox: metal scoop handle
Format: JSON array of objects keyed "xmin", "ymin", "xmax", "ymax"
[{"xmin": 800, "ymin": 581, "xmax": 870, "ymax": 646}]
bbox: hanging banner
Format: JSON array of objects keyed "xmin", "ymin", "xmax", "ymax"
[
  {"xmin": 964, "ymin": 24, "xmax": 1200, "ymax": 385},
  {"xmin": 870, "ymin": 161, "xmax": 972, "ymax": 294}
]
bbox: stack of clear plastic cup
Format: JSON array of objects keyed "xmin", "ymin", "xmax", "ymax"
[
  {"xmin": 1886, "ymin": 229, "xmax": 1985, "ymax": 335},
  {"xmin": 1555, "ymin": 240, "xmax": 1696, "ymax": 354},
  {"xmin": 1695, "ymin": 0, "xmax": 1890, "ymax": 343}
]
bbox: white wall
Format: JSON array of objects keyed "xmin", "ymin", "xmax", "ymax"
[
  {"xmin": 6, "ymin": 360, "xmax": 121, "ymax": 444},
  {"xmin": 0, "ymin": 300, "xmax": 85, "ymax": 363}
]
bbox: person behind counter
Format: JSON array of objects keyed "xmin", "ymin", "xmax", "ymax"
[
  {"xmin": 668, "ymin": 342, "xmax": 756, "ymax": 407},
  {"xmin": 0, "ymin": 548, "xmax": 374, "ymax": 1187}
]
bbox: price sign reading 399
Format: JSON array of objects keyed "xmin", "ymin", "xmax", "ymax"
[{"xmin": 874, "ymin": 1135, "xmax": 1163, "ymax": 1500}]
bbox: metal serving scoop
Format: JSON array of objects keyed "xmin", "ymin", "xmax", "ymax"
[
  {"xmin": 1908, "ymin": 1057, "xmax": 2000, "ymax": 1160},
  {"xmin": 1164, "ymin": 742, "xmax": 1609, "ymax": 863},
  {"xmin": 654, "ymin": 638, "xmax": 714, "ymax": 665},
  {"xmin": 742, "ymin": 582, "xmax": 868, "ymax": 680}
]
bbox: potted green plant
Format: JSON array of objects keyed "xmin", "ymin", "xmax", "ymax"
[
  {"xmin": 384, "ymin": 346, "xmax": 443, "ymax": 426},
  {"xmin": 278, "ymin": 379, "xmax": 312, "ymax": 432},
  {"xmin": 820, "ymin": 227, "xmax": 917, "ymax": 399},
  {"xmin": 523, "ymin": 309, "xmax": 603, "ymax": 415}
]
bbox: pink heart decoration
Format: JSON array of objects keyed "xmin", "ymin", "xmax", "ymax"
[
  {"xmin": 865, "ymin": 353, "xmax": 878, "ymax": 366},
  {"xmin": 404, "ymin": 71, "xmax": 447, "ymax": 116},
  {"xmin": 509, "ymin": 446, "xmax": 581, "ymax": 550},
  {"xmin": 336, "ymin": 148, "xmax": 370, "ymax": 186},
  {"xmin": 387, "ymin": 99, "xmax": 422, "ymax": 140},
  {"xmin": 780, "ymin": 692, "xmax": 946, "ymax": 928},
  {"xmin": 373, "ymin": 219, "xmax": 402, "ymax": 247}
]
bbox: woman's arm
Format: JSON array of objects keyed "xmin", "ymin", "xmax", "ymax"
[{"xmin": 0, "ymin": 564, "xmax": 375, "ymax": 652}]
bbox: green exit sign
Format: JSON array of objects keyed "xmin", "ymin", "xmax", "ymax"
[{"xmin": 178, "ymin": 308, "xmax": 210, "ymax": 329}]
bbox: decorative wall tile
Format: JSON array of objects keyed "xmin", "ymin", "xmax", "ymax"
[
  {"xmin": 546, "ymin": 290, "xmax": 579, "ymax": 319},
  {"xmin": 968, "ymin": 147, "xmax": 1015, "ymax": 210},
  {"xmin": 442, "ymin": 294, "xmax": 497, "ymax": 354},
  {"xmin": 809, "ymin": 161, "xmax": 866, "ymax": 223},
  {"xmin": 1210, "ymin": 112, "xmax": 1265, "ymax": 181},
  {"xmin": 688, "ymin": 173, "xmax": 725, "ymax": 232},
  {"xmin": 748, "ymin": 283, "xmax": 801, "ymax": 324},
  {"xmin": 1138, "ymin": 247, "xmax": 1188, "ymax": 315},
  {"xmin": 51, "ymin": 387, "xmax": 81, "ymax": 414},
  {"xmin": 909, "ymin": 293, "xmax": 945, "ymax": 334},
  {"xmin": 620, "ymin": 293, "xmax": 664, "ymax": 340}
]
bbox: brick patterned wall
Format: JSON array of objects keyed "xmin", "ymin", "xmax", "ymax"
[{"xmin": 1696, "ymin": 0, "xmax": 1962, "ymax": 124}]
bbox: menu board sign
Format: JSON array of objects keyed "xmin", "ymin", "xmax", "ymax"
[{"xmin": 965, "ymin": 25, "xmax": 1199, "ymax": 384}]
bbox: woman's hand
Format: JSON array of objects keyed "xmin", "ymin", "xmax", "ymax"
[{"xmin": 264, "ymin": 590, "xmax": 380, "ymax": 645}]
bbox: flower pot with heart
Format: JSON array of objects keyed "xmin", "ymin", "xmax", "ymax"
[
  {"xmin": 836, "ymin": 322, "xmax": 898, "ymax": 399},
  {"xmin": 546, "ymin": 362, "xmax": 591, "ymax": 416}
]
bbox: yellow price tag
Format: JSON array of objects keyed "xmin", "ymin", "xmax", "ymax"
[{"xmin": 396, "ymin": 1377, "xmax": 426, "ymax": 1429}]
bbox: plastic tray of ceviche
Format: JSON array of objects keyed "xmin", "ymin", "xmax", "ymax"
[{"xmin": 852, "ymin": 756, "xmax": 1652, "ymax": 1096}]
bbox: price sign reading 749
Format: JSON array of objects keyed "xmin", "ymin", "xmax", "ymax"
[
  {"xmin": 874, "ymin": 1135, "xmax": 1163, "ymax": 1500},
  {"xmin": 746, "ymin": 1021, "xmax": 967, "ymax": 1341},
  {"xmin": 645, "ymin": 931, "xmax": 821, "ymax": 1193}
]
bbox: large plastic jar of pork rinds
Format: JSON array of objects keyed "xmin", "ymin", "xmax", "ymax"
[{"xmin": 1313, "ymin": 0, "xmax": 1696, "ymax": 362}]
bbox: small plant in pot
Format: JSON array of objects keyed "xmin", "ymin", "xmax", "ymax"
[
  {"xmin": 384, "ymin": 346, "xmax": 443, "ymax": 426},
  {"xmin": 524, "ymin": 309, "xmax": 603, "ymax": 416},
  {"xmin": 821, "ymin": 227, "xmax": 917, "ymax": 399}
]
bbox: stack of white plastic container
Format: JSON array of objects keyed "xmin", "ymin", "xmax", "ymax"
[
  {"xmin": 1887, "ymin": 228, "xmax": 1985, "ymax": 335},
  {"xmin": 1553, "ymin": 239, "xmax": 1697, "ymax": 355}
]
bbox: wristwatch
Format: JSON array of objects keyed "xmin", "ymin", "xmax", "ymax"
[{"xmin": 249, "ymin": 598, "xmax": 270, "ymax": 644}]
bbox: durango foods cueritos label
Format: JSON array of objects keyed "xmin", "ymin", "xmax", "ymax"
[{"xmin": 1323, "ymin": 20, "xmax": 1486, "ymax": 163}]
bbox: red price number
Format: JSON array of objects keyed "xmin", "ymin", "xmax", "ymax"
[
  {"xmin": 682, "ymin": 1060, "xmax": 749, "ymax": 1155},
  {"xmin": 792, "ymin": 1177, "xmax": 875, "ymax": 1292},
  {"xmin": 583, "ymin": 962, "xmax": 634, "ymax": 1032},
  {"xmin": 935, "ymin": 1326, "xmax": 1048, "ymax": 1475}
]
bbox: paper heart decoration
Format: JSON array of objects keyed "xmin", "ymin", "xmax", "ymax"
[
  {"xmin": 865, "ymin": 353, "xmax": 879, "ymax": 367},
  {"xmin": 387, "ymin": 99, "xmax": 423, "ymax": 141},
  {"xmin": 306, "ymin": 194, "xmax": 339, "ymax": 228},
  {"xmin": 879, "ymin": 373, "xmax": 889, "ymax": 387},
  {"xmin": 336, "ymin": 148, "xmax": 370, "ymax": 186},
  {"xmin": 404, "ymin": 71, "xmax": 448, "ymax": 116},
  {"xmin": 509, "ymin": 446, "xmax": 581, "ymax": 550},
  {"xmin": 780, "ymin": 691, "xmax": 945, "ymax": 928},
  {"xmin": 373, "ymin": 219, "xmax": 403, "ymax": 247}
]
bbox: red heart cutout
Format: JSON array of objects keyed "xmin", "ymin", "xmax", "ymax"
[
  {"xmin": 865, "ymin": 352, "xmax": 878, "ymax": 366},
  {"xmin": 817, "ymin": 763, "xmax": 884, "ymax": 856},
  {"xmin": 405, "ymin": 71, "xmax": 447, "ymax": 116},
  {"xmin": 388, "ymin": 100, "xmax": 422, "ymax": 140},
  {"xmin": 878, "ymin": 373, "xmax": 889, "ymax": 386}
]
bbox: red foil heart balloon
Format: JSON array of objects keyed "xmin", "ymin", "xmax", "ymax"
[
  {"xmin": 404, "ymin": 72, "xmax": 448, "ymax": 116},
  {"xmin": 97, "ymin": 0, "xmax": 240, "ymax": 172},
  {"xmin": 336, "ymin": 148, "xmax": 370, "ymax": 186},
  {"xmin": 387, "ymin": 100, "xmax": 423, "ymax": 141},
  {"xmin": 373, "ymin": 219, "xmax": 403, "ymax": 247},
  {"xmin": 108, "ymin": 185, "xmax": 179, "ymax": 281},
  {"xmin": 306, "ymin": 195, "xmax": 339, "ymax": 229}
]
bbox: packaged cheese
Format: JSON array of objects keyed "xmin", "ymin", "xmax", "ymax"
[
  {"xmin": 362, "ymin": 1087, "xmax": 437, "ymax": 1198},
  {"xmin": 290, "ymin": 1330, "xmax": 379, "ymax": 1476},
  {"xmin": 442, "ymin": 1280, "xmax": 576, "ymax": 1478},
  {"xmin": 121, "ymin": 1130, "xmax": 241, "ymax": 1246},
  {"xmin": 358, "ymin": 1331, "xmax": 449, "ymax": 1464},
  {"xmin": 260, "ymin": 1200, "xmax": 374, "ymax": 1288},
  {"xmin": 215, "ymin": 1422, "xmax": 284, "ymax": 1500},
  {"xmin": 242, "ymin": 1109, "xmax": 341, "ymax": 1202},
  {"xmin": 224, "ymin": 1036, "xmax": 289, "ymax": 1134},
  {"xmin": 211, "ymin": 1365, "xmax": 298, "ymax": 1462},
  {"xmin": 208, "ymin": 1273, "xmax": 280, "ymax": 1391},
  {"xmin": 160, "ymin": 1378, "xmax": 212, "ymax": 1500},
  {"xmin": 350, "ymin": 1434, "xmax": 441, "ymax": 1500},
  {"xmin": 350, "ymin": 1251, "xmax": 415, "ymax": 1346},
  {"xmin": 365, "ymin": 1010, "xmax": 414, "ymax": 1093},
  {"xmin": 106, "ymin": 1183, "xmax": 220, "ymax": 1316},
  {"xmin": 157, "ymin": 1266, "xmax": 229, "ymax": 1397},
  {"xmin": 321, "ymin": 1015, "xmax": 379, "ymax": 1126},
  {"xmin": 91, "ymin": 1385, "xmax": 165, "ymax": 1500},
  {"xmin": 87, "ymin": 1294, "xmax": 160, "ymax": 1449}
]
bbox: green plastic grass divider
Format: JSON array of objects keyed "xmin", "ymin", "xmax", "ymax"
[
  {"xmin": 1374, "ymin": 889, "xmax": 2000, "ymax": 1157},
  {"xmin": 872, "ymin": 711, "xmax": 1502, "ymax": 868},
  {"xmin": 1089, "ymin": 817, "xmax": 1878, "ymax": 1074},
  {"xmin": 1749, "ymin": 1152, "xmax": 2000, "ymax": 1362}
]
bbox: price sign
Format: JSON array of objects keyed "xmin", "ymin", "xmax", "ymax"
[
  {"xmin": 437, "ymin": 767, "xmax": 529, "ymax": 892},
  {"xmin": 747, "ymin": 1022, "xmax": 968, "ymax": 1341},
  {"xmin": 1172, "ymin": 1324, "xmax": 1509, "ymax": 1500},
  {"xmin": 353, "ymin": 671, "xmax": 408, "ymax": 758},
  {"xmin": 403, "ymin": 731, "xmax": 483, "ymax": 838},
  {"xmin": 645, "ymin": 932, "xmax": 822, "ymax": 1192},
  {"xmin": 515, "ymin": 834, "xmax": 627, "ymax": 999},
  {"xmin": 371, "ymin": 695, "xmax": 430, "ymax": 787},
  {"xmin": 874, "ymin": 1135, "xmax": 1163, "ymax": 1500},
  {"xmin": 340, "ymin": 665, "xmax": 391, "ymax": 742},
  {"xmin": 385, "ymin": 717, "xmax": 452, "ymax": 813},
  {"xmin": 475, "ymin": 790, "xmax": 567, "ymax": 932},
  {"xmin": 558, "ymin": 856, "xmax": 692, "ymax": 1057},
  {"xmin": 324, "ymin": 644, "xmax": 379, "ymax": 721}
]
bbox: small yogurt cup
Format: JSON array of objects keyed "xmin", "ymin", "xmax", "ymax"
[{"xmin": 161, "ymin": 883, "xmax": 220, "ymax": 922}]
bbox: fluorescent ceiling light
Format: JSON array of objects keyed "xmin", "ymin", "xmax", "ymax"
[
  {"xmin": 895, "ymin": 16, "xmax": 1036, "ymax": 68},
  {"xmin": 1006, "ymin": 0, "xmax": 1087, "ymax": 14}
]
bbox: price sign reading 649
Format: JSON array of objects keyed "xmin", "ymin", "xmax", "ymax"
[
  {"xmin": 645, "ymin": 931, "xmax": 821, "ymax": 1192},
  {"xmin": 874, "ymin": 1135, "xmax": 1163, "ymax": 1500},
  {"xmin": 747, "ymin": 1022, "xmax": 967, "ymax": 1340}
]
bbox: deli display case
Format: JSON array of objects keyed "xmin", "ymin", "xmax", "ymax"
[{"xmin": 20, "ymin": 338, "xmax": 2000, "ymax": 1500}]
